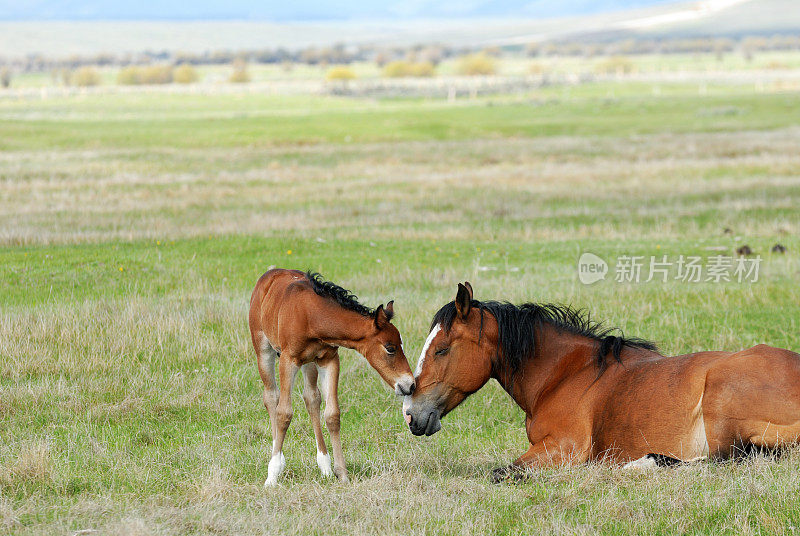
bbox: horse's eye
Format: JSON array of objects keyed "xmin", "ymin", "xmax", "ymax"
[
  {"xmin": 385, "ymin": 345, "xmax": 396, "ymax": 354},
  {"xmin": 434, "ymin": 347, "xmax": 449, "ymax": 356}
]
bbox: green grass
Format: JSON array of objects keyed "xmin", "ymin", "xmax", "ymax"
[
  {"xmin": 2, "ymin": 89, "xmax": 799, "ymax": 150},
  {"xmin": 1, "ymin": 80, "xmax": 800, "ymax": 534}
]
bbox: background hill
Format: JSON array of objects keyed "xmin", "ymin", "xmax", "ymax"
[
  {"xmin": 1, "ymin": 0, "xmax": 798, "ymax": 57},
  {"xmin": 0, "ymin": 0, "xmax": 677, "ymax": 22}
]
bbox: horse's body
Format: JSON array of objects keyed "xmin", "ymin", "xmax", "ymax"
[
  {"xmin": 404, "ymin": 282, "xmax": 800, "ymax": 477},
  {"xmin": 250, "ymin": 269, "xmax": 414, "ymax": 486}
]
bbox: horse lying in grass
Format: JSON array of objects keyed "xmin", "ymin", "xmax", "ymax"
[
  {"xmin": 250, "ymin": 269, "xmax": 415, "ymax": 486},
  {"xmin": 404, "ymin": 282, "xmax": 800, "ymax": 480}
]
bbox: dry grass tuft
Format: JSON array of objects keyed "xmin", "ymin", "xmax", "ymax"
[{"xmin": 1, "ymin": 440, "xmax": 54, "ymax": 485}]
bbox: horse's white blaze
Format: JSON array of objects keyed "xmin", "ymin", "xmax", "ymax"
[
  {"xmin": 316, "ymin": 450, "xmax": 333, "ymax": 477},
  {"xmin": 415, "ymin": 324, "xmax": 441, "ymax": 378},
  {"xmin": 264, "ymin": 452, "xmax": 286, "ymax": 487}
]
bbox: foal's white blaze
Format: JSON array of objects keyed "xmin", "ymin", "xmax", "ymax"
[
  {"xmin": 415, "ymin": 324, "xmax": 441, "ymax": 377},
  {"xmin": 316, "ymin": 450, "xmax": 333, "ymax": 477},
  {"xmin": 264, "ymin": 452, "xmax": 286, "ymax": 487}
]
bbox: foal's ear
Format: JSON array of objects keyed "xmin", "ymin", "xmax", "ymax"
[
  {"xmin": 455, "ymin": 283, "xmax": 472, "ymax": 320},
  {"xmin": 374, "ymin": 302, "xmax": 394, "ymax": 329},
  {"xmin": 463, "ymin": 281, "xmax": 473, "ymax": 300}
]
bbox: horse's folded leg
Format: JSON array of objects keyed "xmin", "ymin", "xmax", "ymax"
[{"xmin": 490, "ymin": 464, "xmax": 531, "ymax": 484}]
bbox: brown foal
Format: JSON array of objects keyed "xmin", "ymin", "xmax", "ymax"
[
  {"xmin": 249, "ymin": 269, "xmax": 414, "ymax": 486},
  {"xmin": 405, "ymin": 282, "xmax": 800, "ymax": 479}
]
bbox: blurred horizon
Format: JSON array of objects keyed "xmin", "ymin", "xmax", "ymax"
[
  {"xmin": 3, "ymin": 0, "xmax": 799, "ymax": 58},
  {"xmin": 1, "ymin": 0, "xmax": 678, "ymax": 22}
]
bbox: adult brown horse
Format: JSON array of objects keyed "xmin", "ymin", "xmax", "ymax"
[
  {"xmin": 404, "ymin": 282, "xmax": 800, "ymax": 479},
  {"xmin": 250, "ymin": 269, "xmax": 415, "ymax": 486}
]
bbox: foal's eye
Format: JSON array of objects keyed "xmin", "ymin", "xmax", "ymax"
[
  {"xmin": 434, "ymin": 347, "xmax": 449, "ymax": 356},
  {"xmin": 384, "ymin": 344, "xmax": 396, "ymax": 354}
]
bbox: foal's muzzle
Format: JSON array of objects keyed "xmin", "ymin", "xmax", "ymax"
[
  {"xmin": 406, "ymin": 408, "xmax": 442, "ymax": 437},
  {"xmin": 394, "ymin": 376, "xmax": 416, "ymax": 396}
]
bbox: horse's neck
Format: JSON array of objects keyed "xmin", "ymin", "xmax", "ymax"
[
  {"xmin": 495, "ymin": 325, "xmax": 599, "ymax": 414},
  {"xmin": 316, "ymin": 306, "xmax": 374, "ymax": 351}
]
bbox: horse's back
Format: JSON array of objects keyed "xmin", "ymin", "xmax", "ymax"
[
  {"xmin": 594, "ymin": 346, "xmax": 800, "ymax": 461},
  {"xmin": 702, "ymin": 344, "xmax": 800, "ymax": 455},
  {"xmin": 248, "ymin": 268, "xmax": 310, "ymax": 348}
]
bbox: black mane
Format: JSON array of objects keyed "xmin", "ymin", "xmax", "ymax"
[
  {"xmin": 306, "ymin": 271, "xmax": 374, "ymax": 317},
  {"xmin": 430, "ymin": 300, "xmax": 657, "ymax": 374}
]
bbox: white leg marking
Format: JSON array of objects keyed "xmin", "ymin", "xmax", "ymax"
[
  {"xmin": 622, "ymin": 456, "xmax": 658, "ymax": 470},
  {"xmin": 264, "ymin": 452, "xmax": 286, "ymax": 487},
  {"xmin": 316, "ymin": 450, "xmax": 333, "ymax": 477},
  {"xmin": 689, "ymin": 392, "xmax": 710, "ymax": 458},
  {"xmin": 415, "ymin": 324, "xmax": 441, "ymax": 377}
]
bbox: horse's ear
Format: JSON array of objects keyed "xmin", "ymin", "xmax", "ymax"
[
  {"xmin": 464, "ymin": 282, "xmax": 473, "ymax": 300},
  {"xmin": 455, "ymin": 283, "xmax": 472, "ymax": 320},
  {"xmin": 375, "ymin": 303, "xmax": 393, "ymax": 329}
]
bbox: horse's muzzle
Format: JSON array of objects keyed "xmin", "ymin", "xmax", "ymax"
[
  {"xmin": 407, "ymin": 408, "xmax": 441, "ymax": 436},
  {"xmin": 394, "ymin": 376, "xmax": 416, "ymax": 396}
]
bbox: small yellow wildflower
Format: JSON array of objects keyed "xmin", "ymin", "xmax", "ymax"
[{"xmin": 287, "ymin": 250, "xmax": 292, "ymax": 255}]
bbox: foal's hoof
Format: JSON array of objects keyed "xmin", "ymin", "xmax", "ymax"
[{"xmin": 490, "ymin": 465, "xmax": 529, "ymax": 484}]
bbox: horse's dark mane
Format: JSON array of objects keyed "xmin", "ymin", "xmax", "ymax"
[
  {"xmin": 306, "ymin": 271, "xmax": 374, "ymax": 317},
  {"xmin": 430, "ymin": 300, "xmax": 658, "ymax": 373}
]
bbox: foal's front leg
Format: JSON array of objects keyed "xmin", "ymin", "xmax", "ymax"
[
  {"xmin": 318, "ymin": 356, "xmax": 349, "ymax": 482},
  {"xmin": 265, "ymin": 358, "xmax": 300, "ymax": 487},
  {"xmin": 301, "ymin": 363, "xmax": 333, "ymax": 478}
]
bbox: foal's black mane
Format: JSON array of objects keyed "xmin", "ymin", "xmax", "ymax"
[
  {"xmin": 306, "ymin": 271, "xmax": 374, "ymax": 317},
  {"xmin": 431, "ymin": 300, "xmax": 657, "ymax": 373}
]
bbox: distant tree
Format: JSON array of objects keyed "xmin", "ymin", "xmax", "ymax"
[
  {"xmin": 528, "ymin": 62, "xmax": 547, "ymax": 75},
  {"xmin": 59, "ymin": 69, "xmax": 71, "ymax": 86},
  {"xmin": 374, "ymin": 51, "xmax": 391, "ymax": 67},
  {"xmin": 300, "ymin": 48, "xmax": 320, "ymax": 65},
  {"xmin": 229, "ymin": 59, "xmax": 251, "ymax": 83},
  {"xmin": 0, "ymin": 67, "xmax": 11, "ymax": 89},
  {"xmin": 595, "ymin": 56, "xmax": 635, "ymax": 75},
  {"xmin": 410, "ymin": 61, "xmax": 435, "ymax": 77},
  {"xmin": 383, "ymin": 60, "xmax": 435, "ymax": 78},
  {"xmin": 713, "ymin": 38, "xmax": 734, "ymax": 62},
  {"xmin": 70, "ymin": 66, "xmax": 101, "ymax": 87},
  {"xmin": 173, "ymin": 64, "xmax": 198, "ymax": 84},
  {"xmin": 141, "ymin": 65, "xmax": 173, "ymax": 84},
  {"xmin": 117, "ymin": 66, "xmax": 142, "ymax": 85},
  {"xmin": 525, "ymin": 42, "xmax": 541, "ymax": 57},
  {"xmin": 418, "ymin": 46, "xmax": 443, "ymax": 66},
  {"xmin": 457, "ymin": 53, "xmax": 497, "ymax": 76},
  {"xmin": 325, "ymin": 66, "xmax": 356, "ymax": 81}
]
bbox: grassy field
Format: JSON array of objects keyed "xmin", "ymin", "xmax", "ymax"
[{"xmin": 1, "ymin": 80, "xmax": 800, "ymax": 534}]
